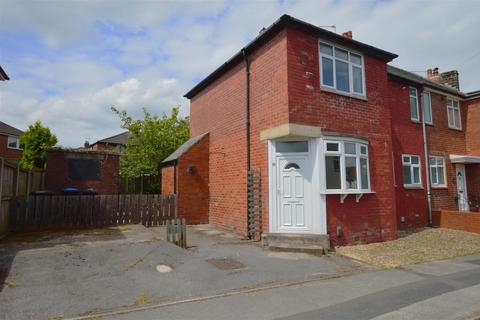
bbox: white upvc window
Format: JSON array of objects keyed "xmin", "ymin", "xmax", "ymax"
[
  {"xmin": 447, "ymin": 98, "xmax": 461, "ymax": 130},
  {"xmin": 402, "ymin": 154, "xmax": 422, "ymax": 187},
  {"xmin": 429, "ymin": 156, "xmax": 446, "ymax": 187},
  {"xmin": 421, "ymin": 91, "xmax": 433, "ymax": 124},
  {"xmin": 324, "ymin": 140, "xmax": 370, "ymax": 192},
  {"xmin": 409, "ymin": 87, "xmax": 420, "ymax": 122},
  {"xmin": 319, "ymin": 42, "xmax": 365, "ymax": 96},
  {"xmin": 7, "ymin": 136, "xmax": 21, "ymax": 149}
]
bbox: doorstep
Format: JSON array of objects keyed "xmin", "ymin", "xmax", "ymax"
[{"xmin": 262, "ymin": 233, "xmax": 330, "ymax": 255}]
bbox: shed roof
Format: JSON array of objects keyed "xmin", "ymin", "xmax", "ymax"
[
  {"xmin": 162, "ymin": 132, "xmax": 209, "ymax": 165},
  {"xmin": 0, "ymin": 121, "xmax": 23, "ymax": 136},
  {"xmin": 93, "ymin": 131, "xmax": 129, "ymax": 146},
  {"xmin": 185, "ymin": 14, "xmax": 398, "ymax": 99}
]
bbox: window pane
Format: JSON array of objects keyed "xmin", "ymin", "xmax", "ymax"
[
  {"xmin": 8, "ymin": 137, "xmax": 18, "ymax": 148},
  {"xmin": 410, "ymin": 96, "xmax": 418, "ymax": 120},
  {"xmin": 437, "ymin": 167, "xmax": 445, "ymax": 185},
  {"xmin": 352, "ymin": 66, "xmax": 363, "ymax": 94},
  {"xmin": 276, "ymin": 141, "xmax": 308, "ymax": 153},
  {"xmin": 437, "ymin": 157, "xmax": 443, "ymax": 165},
  {"xmin": 335, "ymin": 48, "xmax": 348, "ymax": 60},
  {"xmin": 322, "ymin": 57, "xmax": 334, "ymax": 87},
  {"xmin": 403, "ymin": 156, "xmax": 410, "ymax": 164},
  {"xmin": 411, "ymin": 156, "xmax": 419, "ymax": 164},
  {"xmin": 326, "ymin": 142, "xmax": 339, "ymax": 152},
  {"xmin": 320, "ymin": 43, "xmax": 333, "ymax": 55},
  {"xmin": 429, "ymin": 157, "xmax": 435, "ymax": 165},
  {"xmin": 350, "ymin": 53, "xmax": 362, "ymax": 65},
  {"xmin": 326, "ymin": 156, "xmax": 341, "ymax": 189},
  {"xmin": 403, "ymin": 165, "xmax": 412, "ymax": 185},
  {"xmin": 413, "ymin": 167, "xmax": 420, "ymax": 183},
  {"xmin": 448, "ymin": 108, "xmax": 455, "ymax": 126},
  {"xmin": 454, "ymin": 109, "xmax": 461, "ymax": 128},
  {"xmin": 335, "ymin": 60, "xmax": 349, "ymax": 92},
  {"xmin": 345, "ymin": 142, "xmax": 356, "ymax": 154},
  {"xmin": 422, "ymin": 93, "xmax": 432, "ymax": 123},
  {"xmin": 409, "ymin": 88, "xmax": 417, "ymax": 97},
  {"xmin": 360, "ymin": 158, "xmax": 369, "ymax": 189},
  {"xmin": 431, "ymin": 167, "xmax": 438, "ymax": 184},
  {"xmin": 345, "ymin": 157, "xmax": 357, "ymax": 189},
  {"xmin": 360, "ymin": 145, "xmax": 367, "ymax": 155}
]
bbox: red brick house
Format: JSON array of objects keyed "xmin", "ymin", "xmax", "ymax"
[
  {"xmin": 0, "ymin": 121, "xmax": 23, "ymax": 162},
  {"xmin": 162, "ymin": 15, "xmax": 480, "ymax": 248},
  {"xmin": 45, "ymin": 148, "xmax": 120, "ymax": 194}
]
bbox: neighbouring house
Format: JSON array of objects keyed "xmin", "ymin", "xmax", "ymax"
[
  {"xmin": 161, "ymin": 15, "xmax": 480, "ymax": 247},
  {"xmin": 0, "ymin": 121, "xmax": 23, "ymax": 162},
  {"xmin": 45, "ymin": 148, "xmax": 120, "ymax": 194},
  {"xmin": 86, "ymin": 131, "xmax": 128, "ymax": 153}
]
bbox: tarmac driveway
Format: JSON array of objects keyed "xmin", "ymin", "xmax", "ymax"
[{"xmin": 0, "ymin": 225, "xmax": 363, "ymax": 320}]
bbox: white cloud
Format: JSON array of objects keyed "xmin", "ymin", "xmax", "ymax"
[{"xmin": 0, "ymin": 0, "xmax": 479, "ymax": 149}]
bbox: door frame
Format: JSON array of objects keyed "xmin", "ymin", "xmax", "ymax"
[
  {"xmin": 455, "ymin": 164, "xmax": 469, "ymax": 211},
  {"xmin": 268, "ymin": 138, "xmax": 326, "ymax": 234}
]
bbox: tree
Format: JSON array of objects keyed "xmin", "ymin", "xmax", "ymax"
[
  {"xmin": 112, "ymin": 106, "xmax": 189, "ymax": 178},
  {"xmin": 20, "ymin": 121, "xmax": 58, "ymax": 169}
]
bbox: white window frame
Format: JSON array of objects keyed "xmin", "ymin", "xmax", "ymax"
[
  {"xmin": 7, "ymin": 136, "xmax": 21, "ymax": 150},
  {"xmin": 402, "ymin": 154, "xmax": 422, "ymax": 188},
  {"xmin": 409, "ymin": 87, "xmax": 420, "ymax": 122},
  {"xmin": 429, "ymin": 156, "xmax": 447, "ymax": 188},
  {"xmin": 421, "ymin": 91, "xmax": 433, "ymax": 125},
  {"xmin": 319, "ymin": 41, "xmax": 366, "ymax": 97},
  {"xmin": 323, "ymin": 139, "xmax": 370, "ymax": 193},
  {"xmin": 447, "ymin": 98, "xmax": 462, "ymax": 130}
]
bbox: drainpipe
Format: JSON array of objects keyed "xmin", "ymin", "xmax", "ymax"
[
  {"xmin": 242, "ymin": 49, "xmax": 252, "ymax": 238},
  {"xmin": 420, "ymin": 89, "xmax": 433, "ymax": 226}
]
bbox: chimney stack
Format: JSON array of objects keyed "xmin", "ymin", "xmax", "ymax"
[
  {"xmin": 342, "ymin": 31, "xmax": 353, "ymax": 39},
  {"xmin": 84, "ymin": 141, "xmax": 90, "ymax": 149},
  {"xmin": 426, "ymin": 67, "xmax": 460, "ymax": 90}
]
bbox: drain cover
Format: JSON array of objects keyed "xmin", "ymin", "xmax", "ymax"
[
  {"xmin": 156, "ymin": 264, "xmax": 173, "ymax": 273},
  {"xmin": 206, "ymin": 258, "xmax": 246, "ymax": 270}
]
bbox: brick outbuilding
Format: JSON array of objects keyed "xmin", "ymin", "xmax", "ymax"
[{"xmin": 163, "ymin": 15, "xmax": 480, "ymax": 247}]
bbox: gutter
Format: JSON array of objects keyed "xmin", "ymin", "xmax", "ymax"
[
  {"xmin": 420, "ymin": 90, "xmax": 433, "ymax": 226},
  {"xmin": 242, "ymin": 49, "xmax": 252, "ymax": 238}
]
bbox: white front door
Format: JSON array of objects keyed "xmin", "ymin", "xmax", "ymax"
[
  {"xmin": 455, "ymin": 164, "xmax": 469, "ymax": 211},
  {"xmin": 276, "ymin": 155, "xmax": 312, "ymax": 232}
]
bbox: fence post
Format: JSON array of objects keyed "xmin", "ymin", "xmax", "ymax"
[
  {"xmin": 13, "ymin": 162, "xmax": 20, "ymax": 197},
  {"xmin": 26, "ymin": 170, "xmax": 32, "ymax": 200}
]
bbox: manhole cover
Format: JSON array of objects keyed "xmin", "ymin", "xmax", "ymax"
[
  {"xmin": 156, "ymin": 264, "xmax": 173, "ymax": 273},
  {"xmin": 206, "ymin": 258, "xmax": 246, "ymax": 270}
]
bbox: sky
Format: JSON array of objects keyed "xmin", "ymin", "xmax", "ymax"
[{"xmin": 1, "ymin": 0, "xmax": 479, "ymax": 147}]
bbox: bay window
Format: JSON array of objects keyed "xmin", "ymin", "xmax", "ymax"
[
  {"xmin": 324, "ymin": 140, "xmax": 370, "ymax": 192},
  {"xmin": 319, "ymin": 42, "xmax": 365, "ymax": 96}
]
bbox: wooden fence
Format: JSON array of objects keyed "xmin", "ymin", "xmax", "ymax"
[
  {"xmin": 166, "ymin": 218, "xmax": 187, "ymax": 248},
  {"xmin": 9, "ymin": 194, "xmax": 177, "ymax": 231},
  {"xmin": 0, "ymin": 158, "xmax": 45, "ymax": 235}
]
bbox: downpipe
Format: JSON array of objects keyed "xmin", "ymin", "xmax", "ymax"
[
  {"xmin": 242, "ymin": 49, "xmax": 252, "ymax": 238},
  {"xmin": 421, "ymin": 90, "xmax": 433, "ymax": 227}
]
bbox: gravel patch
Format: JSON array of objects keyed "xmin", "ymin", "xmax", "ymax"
[{"xmin": 336, "ymin": 228, "xmax": 480, "ymax": 268}]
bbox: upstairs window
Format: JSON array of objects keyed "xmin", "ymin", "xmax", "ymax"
[
  {"xmin": 429, "ymin": 156, "xmax": 446, "ymax": 187},
  {"xmin": 421, "ymin": 91, "xmax": 433, "ymax": 124},
  {"xmin": 447, "ymin": 98, "xmax": 461, "ymax": 130},
  {"xmin": 409, "ymin": 88, "xmax": 419, "ymax": 122},
  {"xmin": 319, "ymin": 42, "xmax": 365, "ymax": 96},
  {"xmin": 7, "ymin": 136, "xmax": 21, "ymax": 149},
  {"xmin": 324, "ymin": 140, "xmax": 370, "ymax": 192},
  {"xmin": 402, "ymin": 154, "xmax": 422, "ymax": 187}
]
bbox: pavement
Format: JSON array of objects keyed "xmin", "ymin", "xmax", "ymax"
[{"xmin": 0, "ymin": 224, "xmax": 363, "ymax": 320}]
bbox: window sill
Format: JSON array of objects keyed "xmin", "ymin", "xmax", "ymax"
[
  {"xmin": 411, "ymin": 119, "xmax": 421, "ymax": 124},
  {"xmin": 320, "ymin": 86, "xmax": 367, "ymax": 101},
  {"xmin": 7, "ymin": 147, "xmax": 23, "ymax": 151},
  {"xmin": 321, "ymin": 191, "xmax": 375, "ymax": 204},
  {"xmin": 448, "ymin": 126, "xmax": 462, "ymax": 132},
  {"xmin": 431, "ymin": 186, "xmax": 448, "ymax": 190},
  {"xmin": 403, "ymin": 185, "xmax": 423, "ymax": 190}
]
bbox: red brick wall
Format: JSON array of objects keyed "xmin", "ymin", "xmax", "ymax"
[
  {"xmin": 0, "ymin": 134, "xmax": 22, "ymax": 161},
  {"xmin": 45, "ymin": 150, "xmax": 119, "ymax": 194},
  {"xmin": 161, "ymin": 165, "xmax": 175, "ymax": 195},
  {"xmin": 190, "ymin": 29, "xmax": 289, "ymax": 235},
  {"xmin": 176, "ymin": 135, "xmax": 209, "ymax": 224},
  {"xmin": 388, "ymin": 82, "xmax": 429, "ymax": 229},
  {"xmin": 426, "ymin": 92, "xmax": 467, "ymax": 211},
  {"xmin": 433, "ymin": 210, "xmax": 480, "ymax": 233},
  {"xmin": 285, "ymin": 26, "xmax": 397, "ymax": 245},
  {"xmin": 465, "ymin": 97, "xmax": 480, "ymax": 155}
]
